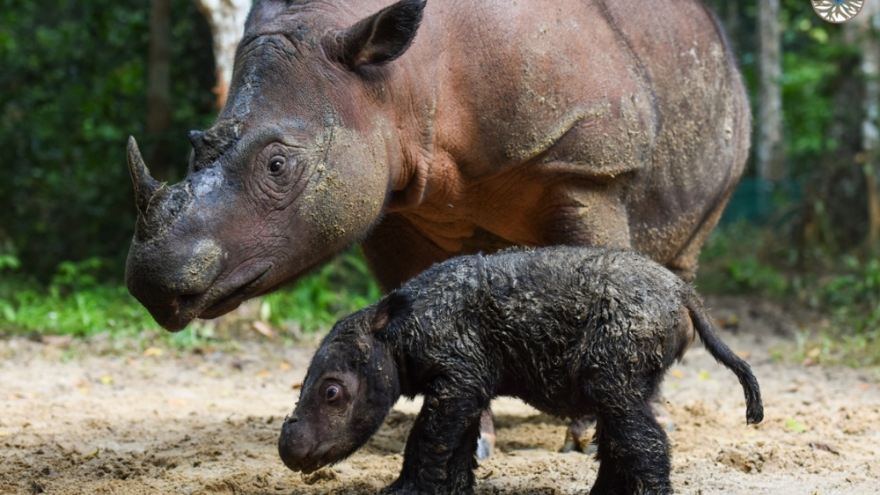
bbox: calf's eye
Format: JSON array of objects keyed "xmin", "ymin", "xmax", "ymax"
[{"xmin": 325, "ymin": 384, "xmax": 341, "ymax": 402}]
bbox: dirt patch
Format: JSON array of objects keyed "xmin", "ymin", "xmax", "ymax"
[{"xmin": 1, "ymin": 296, "xmax": 878, "ymax": 494}]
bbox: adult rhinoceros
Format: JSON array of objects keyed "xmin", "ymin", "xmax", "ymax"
[{"xmin": 127, "ymin": 0, "xmax": 747, "ymax": 341}]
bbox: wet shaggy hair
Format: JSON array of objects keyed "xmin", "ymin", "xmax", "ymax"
[{"xmin": 279, "ymin": 246, "xmax": 763, "ymax": 494}]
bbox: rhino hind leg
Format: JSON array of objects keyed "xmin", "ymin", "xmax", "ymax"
[
  {"xmin": 665, "ymin": 168, "xmax": 742, "ymax": 283},
  {"xmin": 590, "ymin": 401, "xmax": 672, "ymax": 495},
  {"xmin": 475, "ymin": 410, "xmax": 496, "ymax": 460},
  {"xmin": 560, "ymin": 415, "xmax": 598, "ymax": 455}
]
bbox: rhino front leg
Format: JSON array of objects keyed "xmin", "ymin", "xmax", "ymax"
[
  {"xmin": 362, "ymin": 215, "xmax": 499, "ymax": 462},
  {"xmin": 538, "ymin": 182, "xmax": 633, "ymax": 250},
  {"xmin": 361, "ymin": 213, "xmax": 454, "ymax": 292},
  {"xmin": 383, "ymin": 387, "xmax": 485, "ymax": 495}
]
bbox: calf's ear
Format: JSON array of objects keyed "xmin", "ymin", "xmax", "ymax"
[
  {"xmin": 371, "ymin": 290, "xmax": 414, "ymax": 335},
  {"xmin": 327, "ymin": 0, "xmax": 425, "ymax": 69}
]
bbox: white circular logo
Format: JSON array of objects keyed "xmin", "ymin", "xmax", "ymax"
[{"xmin": 811, "ymin": 0, "xmax": 865, "ymax": 23}]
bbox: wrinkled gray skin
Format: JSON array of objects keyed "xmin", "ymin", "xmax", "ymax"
[
  {"xmin": 279, "ymin": 246, "xmax": 763, "ymax": 495},
  {"xmin": 125, "ymin": 0, "xmax": 749, "ymax": 332}
]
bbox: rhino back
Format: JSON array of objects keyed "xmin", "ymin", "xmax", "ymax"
[{"xmin": 385, "ymin": 0, "xmax": 747, "ymax": 265}]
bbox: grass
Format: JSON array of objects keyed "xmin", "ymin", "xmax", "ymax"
[{"xmin": 0, "ymin": 282, "xmax": 156, "ymax": 337}]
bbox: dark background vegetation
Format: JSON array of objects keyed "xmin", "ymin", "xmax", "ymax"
[{"xmin": 0, "ymin": 1, "xmax": 878, "ymax": 363}]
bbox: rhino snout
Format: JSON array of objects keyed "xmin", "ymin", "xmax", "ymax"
[
  {"xmin": 278, "ymin": 415, "xmax": 323, "ymax": 472},
  {"xmin": 126, "ymin": 238, "xmax": 224, "ymax": 331}
]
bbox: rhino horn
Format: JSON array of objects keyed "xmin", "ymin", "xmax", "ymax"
[
  {"xmin": 127, "ymin": 136, "xmax": 163, "ymax": 215},
  {"xmin": 188, "ymin": 130, "xmax": 204, "ymax": 148}
]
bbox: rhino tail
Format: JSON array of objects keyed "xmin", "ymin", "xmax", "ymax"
[{"xmin": 685, "ymin": 294, "xmax": 764, "ymax": 426}]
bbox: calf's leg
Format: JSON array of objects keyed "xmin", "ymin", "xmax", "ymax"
[
  {"xmin": 590, "ymin": 400, "xmax": 672, "ymax": 495},
  {"xmin": 382, "ymin": 391, "xmax": 485, "ymax": 495}
]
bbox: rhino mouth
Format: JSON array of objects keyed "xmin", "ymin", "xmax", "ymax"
[
  {"xmin": 198, "ymin": 265, "xmax": 274, "ymax": 319},
  {"xmin": 151, "ymin": 265, "xmax": 273, "ymax": 332},
  {"xmin": 280, "ymin": 441, "xmax": 342, "ymax": 474},
  {"xmin": 298, "ymin": 458, "xmax": 332, "ymax": 475},
  {"xmin": 200, "ymin": 257, "xmax": 330, "ymax": 323}
]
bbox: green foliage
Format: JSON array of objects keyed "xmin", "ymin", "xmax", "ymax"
[
  {"xmin": 697, "ymin": 2, "xmax": 879, "ymax": 365},
  {"xmin": 697, "ymin": 222, "xmax": 790, "ymax": 295},
  {"xmin": 0, "ymin": 275, "xmax": 157, "ymax": 339},
  {"xmin": 0, "ymin": 0, "xmax": 216, "ymax": 280},
  {"xmin": 779, "ymin": 15, "xmax": 860, "ymax": 170},
  {"xmin": 816, "ymin": 259, "xmax": 880, "ymax": 366},
  {"xmin": 725, "ymin": 256, "xmax": 789, "ymax": 295},
  {"xmin": 0, "ymin": 253, "xmax": 20, "ymax": 272},
  {"xmin": 819, "ymin": 257, "xmax": 880, "ymax": 309},
  {"xmin": 0, "ymin": 242, "xmax": 160, "ymax": 338}
]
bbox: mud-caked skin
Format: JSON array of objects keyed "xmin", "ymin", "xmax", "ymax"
[
  {"xmin": 125, "ymin": 0, "xmax": 750, "ymax": 332},
  {"xmin": 278, "ymin": 246, "xmax": 764, "ymax": 495}
]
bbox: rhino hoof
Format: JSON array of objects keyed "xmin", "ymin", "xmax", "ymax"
[{"xmin": 476, "ymin": 434, "xmax": 495, "ymax": 461}]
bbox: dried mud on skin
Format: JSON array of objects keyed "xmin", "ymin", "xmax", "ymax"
[{"xmin": 1, "ymin": 296, "xmax": 879, "ymax": 495}]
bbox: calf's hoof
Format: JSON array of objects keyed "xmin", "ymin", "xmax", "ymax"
[{"xmin": 380, "ymin": 489, "xmax": 428, "ymax": 495}]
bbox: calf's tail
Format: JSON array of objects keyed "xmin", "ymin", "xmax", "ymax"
[{"xmin": 686, "ymin": 295, "xmax": 764, "ymax": 425}]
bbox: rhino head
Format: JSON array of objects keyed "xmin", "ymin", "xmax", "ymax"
[{"xmin": 126, "ymin": 0, "xmax": 425, "ymax": 331}]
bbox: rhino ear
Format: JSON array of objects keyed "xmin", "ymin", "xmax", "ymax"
[
  {"xmin": 371, "ymin": 290, "xmax": 414, "ymax": 336},
  {"xmin": 329, "ymin": 0, "xmax": 425, "ymax": 69},
  {"xmin": 245, "ymin": 0, "xmax": 288, "ymax": 31}
]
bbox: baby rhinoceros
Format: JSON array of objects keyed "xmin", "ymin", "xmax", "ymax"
[{"xmin": 278, "ymin": 246, "xmax": 763, "ymax": 495}]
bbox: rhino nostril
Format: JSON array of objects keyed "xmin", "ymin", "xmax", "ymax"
[{"xmin": 177, "ymin": 293, "xmax": 201, "ymax": 306}]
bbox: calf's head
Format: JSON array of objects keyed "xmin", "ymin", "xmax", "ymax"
[
  {"xmin": 125, "ymin": 0, "xmax": 426, "ymax": 330},
  {"xmin": 278, "ymin": 296, "xmax": 408, "ymax": 473}
]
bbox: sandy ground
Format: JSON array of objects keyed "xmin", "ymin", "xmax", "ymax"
[{"xmin": 1, "ymin": 296, "xmax": 878, "ymax": 495}]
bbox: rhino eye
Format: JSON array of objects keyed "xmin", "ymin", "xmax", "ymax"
[
  {"xmin": 325, "ymin": 384, "xmax": 341, "ymax": 402},
  {"xmin": 268, "ymin": 156, "xmax": 285, "ymax": 174}
]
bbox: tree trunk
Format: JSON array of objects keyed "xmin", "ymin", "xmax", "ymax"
[
  {"xmin": 857, "ymin": 1, "xmax": 880, "ymax": 247},
  {"xmin": 193, "ymin": 0, "xmax": 251, "ymax": 108},
  {"xmin": 147, "ymin": 0, "xmax": 173, "ymax": 180},
  {"xmin": 723, "ymin": 1, "xmax": 740, "ymax": 53},
  {"xmin": 757, "ymin": 0, "xmax": 785, "ymax": 183}
]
